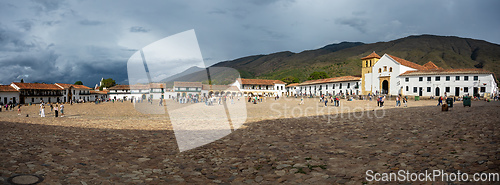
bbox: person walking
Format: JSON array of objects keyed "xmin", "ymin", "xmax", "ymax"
[
  {"xmin": 381, "ymin": 96, "xmax": 385, "ymax": 107},
  {"xmin": 403, "ymin": 96, "xmax": 408, "ymax": 107},
  {"xmin": 299, "ymin": 97, "xmax": 304, "ymax": 105},
  {"xmin": 437, "ymin": 96, "xmax": 443, "ymax": 106},
  {"xmin": 324, "ymin": 98, "xmax": 328, "ymax": 107},
  {"xmin": 377, "ymin": 95, "xmax": 381, "ymax": 107}
]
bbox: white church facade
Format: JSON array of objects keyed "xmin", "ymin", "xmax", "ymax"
[{"xmin": 361, "ymin": 52, "xmax": 498, "ymax": 98}]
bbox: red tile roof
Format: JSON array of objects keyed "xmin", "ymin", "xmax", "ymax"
[
  {"xmin": 239, "ymin": 78, "xmax": 285, "ymax": 85},
  {"xmin": 12, "ymin": 82, "xmax": 62, "ymax": 90},
  {"xmin": 400, "ymin": 68, "xmax": 493, "ymax": 76},
  {"xmin": 108, "ymin": 85, "xmax": 130, "ymax": 90},
  {"xmin": 174, "ymin": 82, "xmax": 202, "ymax": 88},
  {"xmin": 285, "ymin": 83, "xmax": 299, "ymax": 87},
  {"xmin": 55, "ymin": 83, "xmax": 72, "ymax": 89},
  {"xmin": 129, "ymin": 84, "xmax": 150, "ymax": 90},
  {"xmin": 55, "ymin": 83, "xmax": 92, "ymax": 90},
  {"xmin": 128, "ymin": 83, "xmax": 164, "ymax": 89},
  {"xmin": 361, "ymin": 51, "xmax": 381, "ymax": 60},
  {"xmin": 299, "ymin": 76, "xmax": 361, "ymax": 86},
  {"xmin": 0, "ymin": 85, "xmax": 18, "ymax": 92},
  {"xmin": 90, "ymin": 90, "xmax": 108, "ymax": 94},
  {"xmin": 149, "ymin": 83, "xmax": 164, "ymax": 89},
  {"xmin": 386, "ymin": 54, "xmax": 426, "ymax": 70},
  {"xmin": 202, "ymin": 84, "xmax": 239, "ymax": 91},
  {"xmin": 422, "ymin": 61, "xmax": 443, "ymax": 70},
  {"xmin": 72, "ymin": 84, "xmax": 92, "ymax": 90}
]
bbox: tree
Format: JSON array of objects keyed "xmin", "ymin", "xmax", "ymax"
[
  {"xmin": 74, "ymin": 81, "xmax": 83, "ymax": 85},
  {"xmin": 281, "ymin": 76, "xmax": 299, "ymax": 84},
  {"xmin": 308, "ymin": 71, "xmax": 329, "ymax": 80},
  {"xmin": 100, "ymin": 78, "xmax": 116, "ymax": 90},
  {"xmin": 20, "ymin": 79, "xmax": 24, "ymax": 83}
]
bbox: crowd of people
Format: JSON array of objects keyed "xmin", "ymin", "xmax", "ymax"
[
  {"xmin": 3, "ymin": 92, "xmax": 498, "ymax": 119},
  {"xmin": 37, "ymin": 101, "xmax": 65, "ymax": 117}
]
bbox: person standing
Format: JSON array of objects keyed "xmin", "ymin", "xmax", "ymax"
[
  {"xmin": 39, "ymin": 102, "xmax": 44, "ymax": 115},
  {"xmin": 40, "ymin": 104, "xmax": 45, "ymax": 117},
  {"xmin": 60, "ymin": 104, "xmax": 65, "ymax": 117},
  {"xmin": 299, "ymin": 97, "xmax": 304, "ymax": 105},
  {"xmin": 54, "ymin": 104, "xmax": 58, "ymax": 117},
  {"xmin": 403, "ymin": 96, "xmax": 408, "ymax": 107},
  {"xmin": 324, "ymin": 98, "xmax": 328, "ymax": 107},
  {"xmin": 381, "ymin": 96, "xmax": 385, "ymax": 107}
]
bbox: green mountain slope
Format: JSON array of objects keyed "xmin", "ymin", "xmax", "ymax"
[{"xmin": 212, "ymin": 35, "xmax": 500, "ymax": 83}]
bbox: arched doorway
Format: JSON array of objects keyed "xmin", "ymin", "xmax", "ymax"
[
  {"xmin": 435, "ymin": 87, "xmax": 440, "ymax": 96},
  {"xmin": 382, "ymin": 80, "xmax": 389, "ymax": 94}
]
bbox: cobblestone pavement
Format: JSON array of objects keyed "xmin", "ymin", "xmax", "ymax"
[{"xmin": 1, "ymin": 99, "xmax": 499, "ymax": 184}]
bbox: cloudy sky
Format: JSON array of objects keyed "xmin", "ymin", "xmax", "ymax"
[{"xmin": 1, "ymin": 0, "xmax": 499, "ymax": 86}]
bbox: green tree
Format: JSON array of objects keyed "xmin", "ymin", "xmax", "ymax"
[
  {"xmin": 74, "ymin": 81, "xmax": 83, "ymax": 85},
  {"xmin": 308, "ymin": 71, "xmax": 329, "ymax": 80},
  {"xmin": 100, "ymin": 78, "xmax": 116, "ymax": 90},
  {"xmin": 281, "ymin": 76, "xmax": 299, "ymax": 84}
]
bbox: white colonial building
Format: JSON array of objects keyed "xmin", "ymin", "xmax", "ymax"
[
  {"xmin": 55, "ymin": 83, "xmax": 93, "ymax": 103},
  {"xmin": 231, "ymin": 78, "xmax": 286, "ymax": 97},
  {"xmin": 285, "ymin": 83, "xmax": 300, "ymax": 96},
  {"xmin": 108, "ymin": 85, "xmax": 131, "ymax": 100},
  {"xmin": 399, "ymin": 68, "xmax": 498, "ymax": 97},
  {"xmin": 295, "ymin": 76, "xmax": 362, "ymax": 97},
  {"xmin": 10, "ymin": 82, "xmax": 64, "ymax": 104},
  {"xmin": 201, "ymin": 84, "xmax": 241, "ymax": 97},
  {"xmin": 361, "ymin": 52, "xmax": 498, "ymax": 97},
  {"xmin": 0, "ymin": 85, "xmax": 20, "ymax": 105},
  {"xmin": 173, "ymin": 82, "xmax": 202, "ymax": 98}
]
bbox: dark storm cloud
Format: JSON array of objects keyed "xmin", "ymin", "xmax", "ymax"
[
  {"xmin": 79, "ymin": 20, "xmax": 104, "ymax": 26},
  {"xmin": 0, "ymin": 24, "xmax": 37, "ymax": 52},
  {"xmin": 129, "ymin": 26, "xmax": 150, "ymax": 33},
  {"xmin": 335, "ymin": 17, "xmax": 368, "ymax": 33},
  {"xmin": 208, "ymin": 9, "xmax": 227, "ymax": 15},
  {"xmin": 0, "ymin": 0, "xmax": 499, "ymax": 86},
  {"xmin": 42, "ymin": 20, "xmax": 60, "ymax": 26},
  {"xmin": 16, "ymin": 19, "xmax": 34, "ymax": 31},
  {"xmin": 31, "ymin": 0, "xmax": 64, "ymax": 13}
]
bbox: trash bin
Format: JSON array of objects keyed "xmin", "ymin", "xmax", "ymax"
[
  {"xmin": 415, "ymin": 96, "xmax": 420, "ymax": 101},
  {"xmin": 463, "ymin": 96, "xmax": 471, "ymax": 107},
  {"xmin": 442, "ymin": 103, "xmax": 448, "ymax": 111},
  {"xmin": 446, "ymin": 98, "xmax": 453, "ymax": 108}
]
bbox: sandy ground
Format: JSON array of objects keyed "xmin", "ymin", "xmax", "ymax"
[{"xmin": 0, "ymin": 98, "xmax": 499, "ymax": 184}]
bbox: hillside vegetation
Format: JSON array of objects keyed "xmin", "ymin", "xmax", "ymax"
[
  {"xmin": 167, "ymin": 35, "xmax": 500, "ymax": 84},
  {"xmin": 213, "ymin": 35, "xmax": 500, "ymax": 83}
]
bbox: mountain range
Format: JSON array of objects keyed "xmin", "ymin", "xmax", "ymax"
[{"xmin": 164, "ymin": 34, "xmax": 500, "ymax": 85}]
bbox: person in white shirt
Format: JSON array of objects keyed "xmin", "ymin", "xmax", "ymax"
[{"xmin": 40, "ymin": 104, "xmax": 45, "ymax": 117}]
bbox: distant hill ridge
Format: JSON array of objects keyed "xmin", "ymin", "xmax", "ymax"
[{"xmin": 167, "ymin": 35, "xmax": 500, "ymax": 84}]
